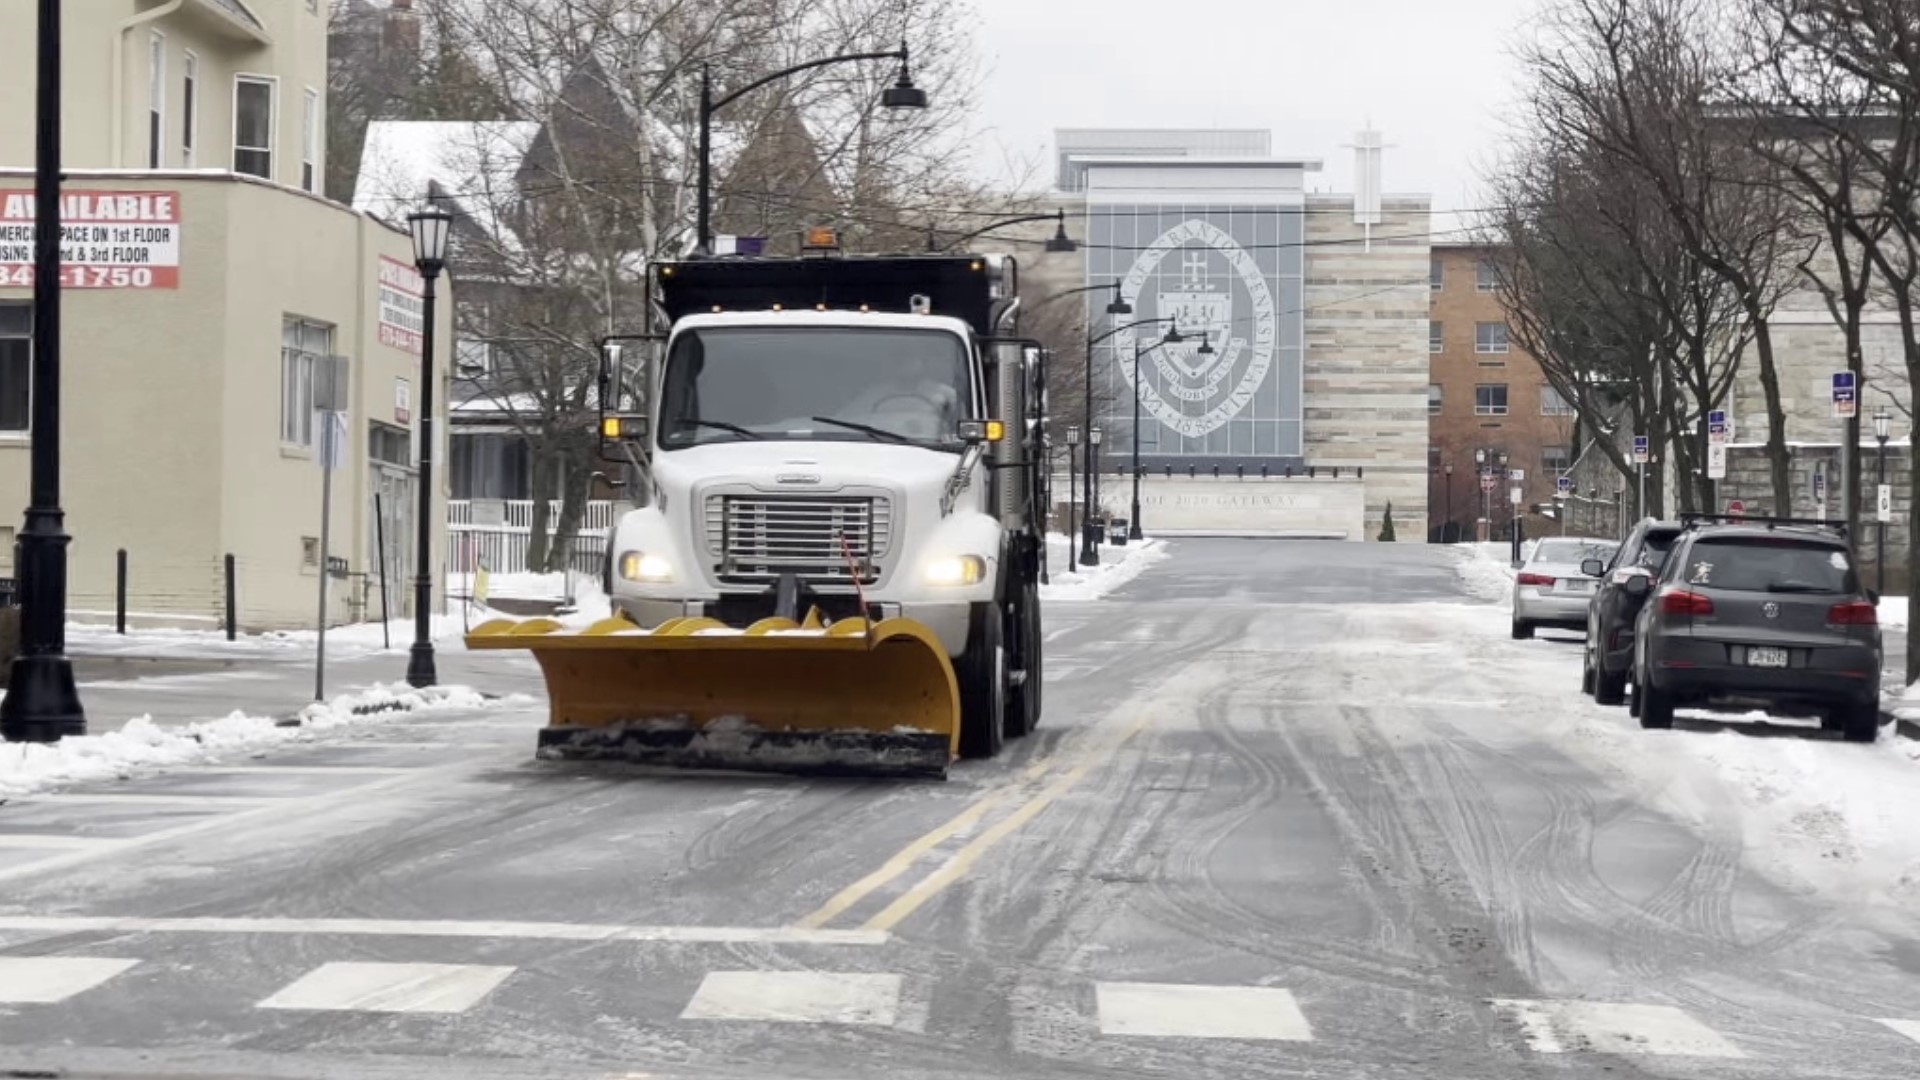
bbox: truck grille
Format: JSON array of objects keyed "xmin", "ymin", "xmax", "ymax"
[{"xmin": 705, "ymin": 495, "xmax": 892, "ymax": 584}]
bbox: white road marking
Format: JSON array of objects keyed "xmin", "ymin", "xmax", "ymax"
[
  {"xmin": 1880, "ymin": 1019, "xmax": 1920, "ymax": 1044},
  {"xmin": 0, "ymin": 914, "xmax": 886, "ymax": 946},
  {"xmin": 0, "ymin": 834, "xmax": 122, "ymax": 850},
  {"xmin": 0, "ymin": 956, "xmax": 140, "ymax": 1003},
  {"xmin": 681, "ymin": 971, "xmax": 902, "ymax": 1025},
  {"xmin": 258, "ymin": 962, "xmax": 514, "ymax": 1014},
  {"xmin": 1491, "ymin": 999, "xmax": 1744, "ymax": 1057},
  {"xmin": 15, "ymin": 794, "xmax": 290, "ymax": 807},
  {"xmin": 1094, "ymin": 982, "xmax": 1314, "ymax": 1041},
  {"xmin": 190, "ymin": 766, "xmax": 415, "ymax": 776}
]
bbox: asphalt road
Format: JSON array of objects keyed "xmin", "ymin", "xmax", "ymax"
[{"xmin": 2, "ymin": 539, "xmax": 1917, "ymax": 1080}]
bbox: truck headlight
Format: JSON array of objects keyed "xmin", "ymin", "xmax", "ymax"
[
  {"xmin": 924, "ymin": 554, "xmax": 986, "ymax": 586},
  {"xmin": 619, "ymin": 551, "xmax": 673, "ymax": 582}
]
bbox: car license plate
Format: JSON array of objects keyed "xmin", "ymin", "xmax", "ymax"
[{"xmin": 1748, "ymin": 646, "xmax": 1789, "ymax": 668}]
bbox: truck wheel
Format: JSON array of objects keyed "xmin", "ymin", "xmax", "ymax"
[
  {"xmin": 1005, "ymin": 581, "xmax": 1042, "ymax": 738},
  {"xmin": 957, "ymin": 601, "xmax": 1007, "ymax": 760},
  {"xmin": 1840, "ymin": 701, "xmax": 1881, "ymax": 743}
]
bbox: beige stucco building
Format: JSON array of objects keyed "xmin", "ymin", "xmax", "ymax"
[{"xmin": 0, "ymin": 0, "xmax": 450, "ymax": 629}]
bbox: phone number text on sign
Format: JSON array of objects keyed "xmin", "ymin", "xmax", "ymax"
[
  {"xmin": 0, "ymin": 190, "xmax": 182, "ymax": 289},
  {"xmin": 377, "ymin": 256, "xmax": 424, "ymax": 355}
]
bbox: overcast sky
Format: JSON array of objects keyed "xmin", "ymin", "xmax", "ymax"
[{"xmin": 962, "ymin": 0, "xmax": 1541, "ymax": 213}]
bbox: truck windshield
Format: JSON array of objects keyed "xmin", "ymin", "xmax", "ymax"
[{"xmin": 658, "ymin": 326, "xmax": 971, "ymax": 450}]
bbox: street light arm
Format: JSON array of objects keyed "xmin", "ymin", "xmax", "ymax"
[
  {"xmin": 710, "ymin": 48, "xmax": 908, "ymax": 113},
  {"xmin": 1089, "ymin": 317, "xmax": 1177, "ymax": 349},
  {"xmin": 1030, "ymin": 280, "xmax": 1122, "ymax": 312},
  {"xmin": 935, "ymin": 210, "xmax": 1064, "ymax": 252}
]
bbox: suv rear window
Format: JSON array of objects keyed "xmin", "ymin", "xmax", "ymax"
[{"xmin": 1680, "ymin": 537, "xmax": 1855, "ymax": 593}]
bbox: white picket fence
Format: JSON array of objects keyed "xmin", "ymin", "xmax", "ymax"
[{"xmin": 447, "ymin": 499, "xmax": 614, "ymax": 576}]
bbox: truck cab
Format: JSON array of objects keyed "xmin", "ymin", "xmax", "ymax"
[{"xmin": 596, "ymin": 245, "xmax": 1047, "ymax": 759}]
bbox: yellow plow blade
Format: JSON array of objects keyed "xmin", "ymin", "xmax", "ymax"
[{"xmin": 466, "ymin": 613, "xmax": 961, "ymax": 779}]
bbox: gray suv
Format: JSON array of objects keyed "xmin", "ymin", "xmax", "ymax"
[{"xmin": 1629, "ymin": 516, "xmax": 1882, "ymax": 741}]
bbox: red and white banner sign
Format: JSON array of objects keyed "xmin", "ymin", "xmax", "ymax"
[
  {"xmin": 377, "ymin": 256, "xmax": 424, "ymax": 355},
  {"xmin": 0, "ymin": 190, "xmax": 181, "ymax": 289}
]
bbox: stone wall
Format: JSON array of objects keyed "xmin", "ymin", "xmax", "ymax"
[{"xmin": 1304, "ymin": 196, "xmax": 1431, "ymax": 540}]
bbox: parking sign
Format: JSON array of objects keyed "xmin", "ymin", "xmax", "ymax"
[
  {"xmin": 1632, "ymin": 435, "xmax": 1649, "ymax": 464},
  {"xmin": 1708, "ymin": 409, "xmax": 1728, "ymax": 443},
  {"xmin": 1557, "ymin": 475, "xmax": 1573, "ymax": 494},
  {"xmin": 1832, "ymin": 372, "xmax": 1857, "ymax": 419}
]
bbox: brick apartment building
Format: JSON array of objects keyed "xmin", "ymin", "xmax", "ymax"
[{"xmin": 1427, "ymin": 241, "xmax": 1576, "ymax": 541}]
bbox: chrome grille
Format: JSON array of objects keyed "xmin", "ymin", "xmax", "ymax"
[{"xmin": 704, "ymin": 494, "xmax": 893, "ymax": 583}]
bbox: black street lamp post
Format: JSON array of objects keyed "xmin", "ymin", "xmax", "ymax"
[
  {"xmin": 1082, "ymin": 315, "xmax": 1179, "ymax": 567},
  {"xmin": 1066, "ymin": 425, "xmax": 1081, "ymax": 565},
  {"xmin": 1875, "ymin": 407, "xmax": 1891, "ymax": 597},
  {"xmin": 697, "ymin": 45, "xmax": 924, "ymax": 255},
  {"xmin": 2, "ymin": 0, "xmax": 85, "ymax": 742},
  {"xmin": 1130, "ymin": 332, "xmax": 1210, "ymax": 541},
  {"xmin": 404, "ymin": 206, "xmax": 452, "ymax": 689},
  {"xmin": 1087, "ymin": 426, "xmax": 1103, "ymax": 554}
]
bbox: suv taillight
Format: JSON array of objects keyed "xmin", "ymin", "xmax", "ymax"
[
  {"xmin": 1518, "ymin": 572, "xmax": 1555, "ymax": 586},
  {"xmin": 1658, "ymin": 587, "xmax": 1714, "ymax": 616},
  {"xmin": 1827, "ymin": 600, "xmax": 1877, "ymax": 626}
]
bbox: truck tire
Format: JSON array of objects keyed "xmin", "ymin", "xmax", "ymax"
[
  {"xmin": 1005, "ymin": 580, "xmax": 1042, "ymax": 738},
  {"xmin": 957, "ymin": 601, "xmax": 1007, "ymax": 760}
]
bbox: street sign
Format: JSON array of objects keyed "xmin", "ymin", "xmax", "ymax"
[
  {"xmin": 1707, "ymin": 441, "xmax": 1728, "ymax": 479},
  {"xmin": 1557, "ymin": 475, "xmax": 1574, "ymax": 494},
  {"xmin": 1727, "ymin": 498, "xmax": 1746, "ymax": 519},
  {"xmin": 1832, "ymin": 372, "xmax": 1857, "ymax": 419},
  {"xmin": 1632, "ymin": 435, "xmax": 1649, "ymax": 464},
  {"xmin": 1878, "ymin": 483, "xmax": 1893, "ymax": 523},
  {"xmin": 1510, "ymin": 485, "xmax": 1524, "ymax": 506},
  {"xmin": 1508, "ymin": 468, "xmax": 1526, "ymax": 481},
  {"xmin": 1708, "ymin": 409, "xmax": 1728, "ymax": 443},
  {"xmin": 1480, "ymin": 475, "xmax": 1496, "ymax": 494},
  {"xmin": 1813, "ymin": 463, "xmax": 1828, "ymax": 503}
]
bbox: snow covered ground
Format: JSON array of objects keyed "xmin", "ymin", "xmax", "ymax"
[
  {"xmin": 1453, "ymin": 542, "xmax": 1522, "ymax": 603},
  {"xmin": 0, "ymin": 683, "xmax": 523, "ymax": 799},
  {"xmin": 1040, "ymin": 534, "xmax": 1168, "ymax": 602}
]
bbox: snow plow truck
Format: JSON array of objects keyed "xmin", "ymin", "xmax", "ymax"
[{"xmin": 467, "ymin": 234, "xmax": 1050, "ymax": 779}]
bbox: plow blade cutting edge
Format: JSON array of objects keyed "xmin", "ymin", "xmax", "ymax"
[{"xmin": 466, "ymin": 614, "xmax": 962, "ymax": 779}]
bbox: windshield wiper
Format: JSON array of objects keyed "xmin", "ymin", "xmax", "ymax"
[
  {"xmin": 683, "ymin": 418, "xmax": 765, "ymax": 441},
  {"xmin": 810, "ymin": 416, "xmax": 912, "ymax": 444},
  {"xmin": 1765, "ymin": 581, "xmax": 1835, "ymax": 593}
]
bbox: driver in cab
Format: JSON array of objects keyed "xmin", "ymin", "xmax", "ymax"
[{"xmin": 835, "ymin": 351, "xmax": 960, "ymax": 442}]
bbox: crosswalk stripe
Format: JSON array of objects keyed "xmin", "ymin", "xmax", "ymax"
[
  {"xmin": 1491, "ymin": 999, "xmax": 1744, "ymax": 1058},
  {"xmin": 1880, "ymin": 1019, "xmax": 1920, "ymax": 1045},
  {"xmin": 681, "ymin": 971, "xmax": 902, "ymax": 1026},
  {"xmin": 1095, "ymin": 982, "xmax": 1314, "ymax": 1041},
  {"xmin": 0, "ymin": 957, "xmax": 140, "ymax": 1003},
  {"xmin": 257, "ymin": 962, "xmax": 514, "ymax": 1014}
]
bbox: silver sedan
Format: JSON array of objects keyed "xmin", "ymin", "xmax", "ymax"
[{"xmin": 1512, "ymin": 537, "xmax": 1620, "ymax": 639}]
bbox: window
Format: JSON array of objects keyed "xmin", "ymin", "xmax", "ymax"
[
  {"xmin": 1428, "ymin": 383, "xmax": 1443, "ymax": 414},
  {"xmin": 1428, "ymin": 444, "xmax": 1442, "ymax": 471},
  {"xmin": 369, "ymin": 422, "xmax": 411, "ymax": 466},
  {"xmin": 1475, "ymin": 322, "xmax": 1510, "ymax": 354},
  {"xmin": 1477, "ymin": 258, "xmax": 1499, "ymax": 292},
  {"xmin": 302, "ymin": 88, "xmax": 320, "ymax": 192},
  {"xmin": 1683, "ymin": 538, "xmax": 1855, "ymax": 594},
  {"xmin": 1541, "ymin": 385, "xmax": 1575, "ymax": 415},
  {"xmin": 1429, "ymin": 321, "xmax": 1443, "ymax": 354},
  {"xmin": 1542, "ymin": 444, "xmax": 1571, "ymax": 472},
  {"xmin": 1475, "ymin": 384, "xmax": 1509, "ymax": 416},
  {"xmin": 281, "ymin": 317, "xmax": 332, "ymax": 447},
  {"xmin": 148, "ymin": 33, "xmax": 166, "ymax": 168},
  {"xmin": 1430, "ymin": 256, "xmax": 1443, "ymax": 291},
  {"xmin": 0, "ymin": 305, "xmax": 28, "ymax": 433},
  {"xmin": 234, "ymin": 76, "xmax": 275, "ymax": 180},
  {"xmin": 456, "ymin": 300, "xmax": 491, "ymax": 374},
  {"xmin": 182, "ymin": 52, "xmax": 198, "ymax": 166}
]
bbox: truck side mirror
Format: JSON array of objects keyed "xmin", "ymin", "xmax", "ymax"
[{"xmin": 1581, "ymin": 558, "xmax": 1605, "ymax": 577}]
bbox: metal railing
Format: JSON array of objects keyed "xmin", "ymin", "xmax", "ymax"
[{"xmin": 447, "ymin": 499, "xmax": 621, "ymax": 531}]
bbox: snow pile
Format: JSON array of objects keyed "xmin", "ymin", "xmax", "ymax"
[
  {"xmin": 0, "ymin": 682, "xmax": 515, "ymax": 799},
  {"xmin": 1041, "ymin": 538, "xmax": 1169, "ymax": 602},
  {"xmin": 1878, "ymin": 595, "xmax": 1909, "ymax": 631},
  {"xmin": 448, "ymin": 570, "xmax": 593, "ymax": 603},
  {"xmin": 1454, "ymin": 543, "xmax": 1519, "ymax": 604},
  {"xmin": 67, "ymin": 607, "xmax": 513, "ymax": 661}
]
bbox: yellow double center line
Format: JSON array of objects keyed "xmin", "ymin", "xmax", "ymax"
[{"xmin": 796, "ymin": 713, "xmax": 1156, "ymax": 933}]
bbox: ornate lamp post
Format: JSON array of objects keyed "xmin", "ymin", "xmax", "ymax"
[{"xmin": 404, "ymin": 205, "xmax": 452, "ymax": 688}]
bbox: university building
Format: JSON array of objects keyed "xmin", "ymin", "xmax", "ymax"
[
  {"xmin": 0, "ymin": 0, "xmax": 451, "ymax": 629},
  {"xmin": 1020, "ymin": 128, "xmax": 1430, "ymax": 540}
]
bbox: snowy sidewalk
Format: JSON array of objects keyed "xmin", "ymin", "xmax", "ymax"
[{"xmin": 1041, "ymin": 533, "xmax": 1169, "ymax": 602}]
